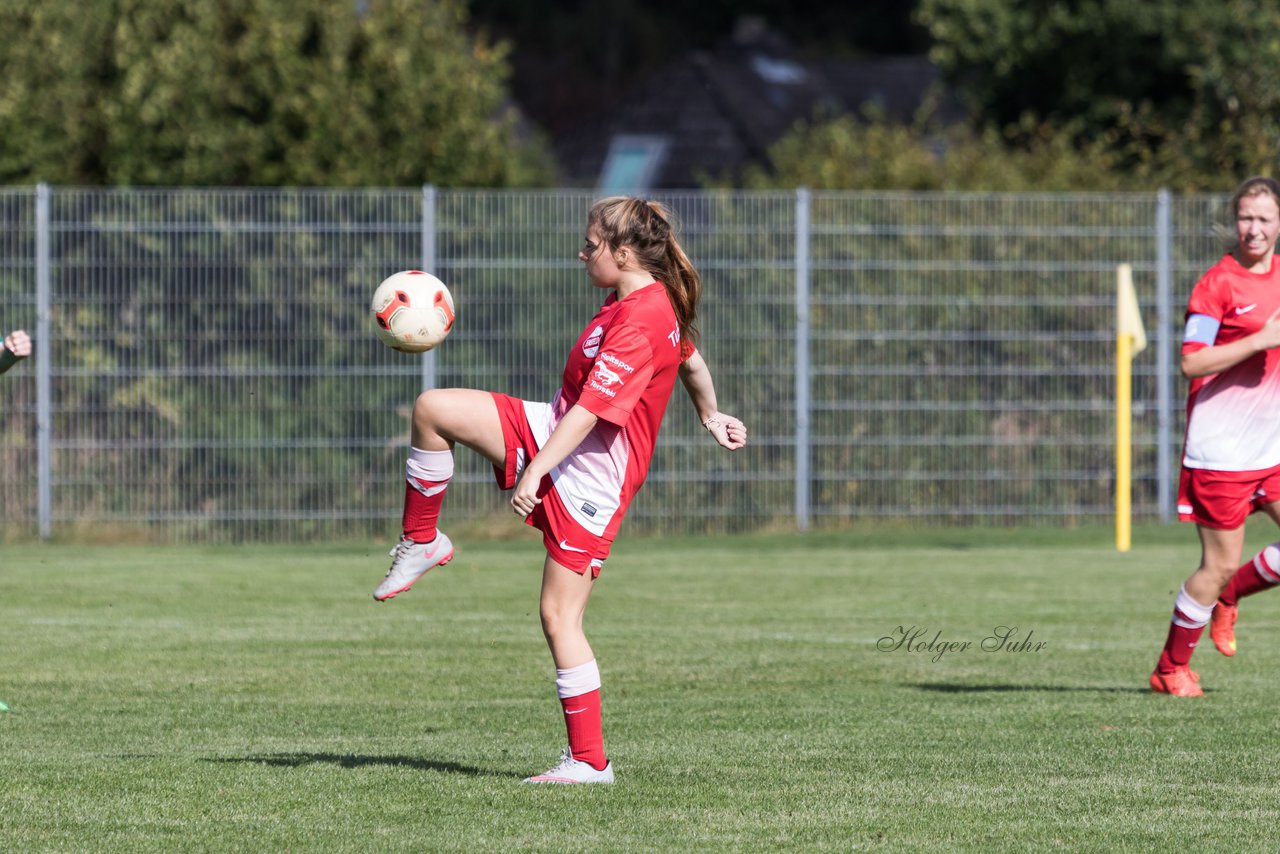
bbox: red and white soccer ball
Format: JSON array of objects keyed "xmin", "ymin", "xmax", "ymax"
[{"xmin": 370, "ymin": 270, "xmax": 456, "ymax": 353}]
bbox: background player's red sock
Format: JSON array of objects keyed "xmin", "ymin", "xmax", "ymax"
[
  {"xmin": 1219, "ymin": 544, "xmax": 1280, "ymax": 607},
  {"xmin": 402, "ymin": 447, "xmax": 453, "ymax": 543},
  {"xmin": 1157, "ymin": 585, "xmax": 1213, "ymax": 673},
  {"xmin": 556, "ymin": 659, "xmax": 606, "ymax": 771}
]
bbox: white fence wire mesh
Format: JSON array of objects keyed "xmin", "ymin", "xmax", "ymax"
[{"xmin": 0, "ymin": 186, "xmax": 1225, "ymax": 541}]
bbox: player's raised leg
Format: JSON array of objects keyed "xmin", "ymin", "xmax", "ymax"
[
  {"xmin": 374, "ymin": 389, "xmax": 507, "ymax": 602},
  {"xmin": 524, "ymin": 554, "xmax": 614, "ymax": 784}
]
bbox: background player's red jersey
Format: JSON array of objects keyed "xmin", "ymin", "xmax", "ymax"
[{"xmin": 1182, "ymin": 254, "xmax": 1280, "ymax": 471}]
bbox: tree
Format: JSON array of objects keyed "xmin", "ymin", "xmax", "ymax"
[
  {"xmin": 0, "ymin": 0, "xmax": 552, "ymax": 186},
  {"xmin": 916, "ymin": 0, "xmax": 1280, "ymax": 186},
  {"xmin": 741, "ymin": 107, "xmax": 1140, "ymax": 192}
]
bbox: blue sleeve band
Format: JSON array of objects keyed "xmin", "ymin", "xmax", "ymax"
[{"xmin": 1184, "ymin": 313, "xmax": 1220, "ymax": 345}]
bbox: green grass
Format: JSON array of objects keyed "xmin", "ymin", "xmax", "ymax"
[{"xmin": 3, "ymin": 523, "xmax": 1280, "ymax": 851}]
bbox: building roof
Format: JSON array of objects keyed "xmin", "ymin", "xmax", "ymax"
[{"xmin": 553, "ymin": 27, "xmax": 963, "ymax": 190}]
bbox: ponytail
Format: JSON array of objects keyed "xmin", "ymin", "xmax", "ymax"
[{"xmin": 588, "ymin": 196, "xmax": 701, "ymax": 349}]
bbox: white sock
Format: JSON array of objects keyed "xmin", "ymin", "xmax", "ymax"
[
  {"xmin": 1173, "ymin": 585, "xmax": 1213, "ymax": 629},
  {"xmin": 555, "ymin": 659, "xmax": 601, "ymax": 699},
  {"xmin": 406, "ymin": 446, "xmax": 453, "ymax": 483}
]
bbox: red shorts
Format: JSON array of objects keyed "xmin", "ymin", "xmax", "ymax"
[
  {"xmin": 489, "ymin": 392, "xmax": 610, "ymax": 578},
  {"xmin": 1178, "ymin": 464, "xmax": 1280, "ymax": 529}
]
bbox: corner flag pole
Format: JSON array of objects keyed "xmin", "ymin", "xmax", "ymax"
[{"xmin": 1116, "ymin": 264, "xmax": 1148, "ymax": 552}]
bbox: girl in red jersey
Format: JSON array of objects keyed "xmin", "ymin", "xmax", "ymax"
[
  {"xmin": 1151, "ymin": 176, "xmax": 1280, "ymax": 697},
  {"xmin": 372, "ymin": 196, "xmax": 747, "ymax": 779}
]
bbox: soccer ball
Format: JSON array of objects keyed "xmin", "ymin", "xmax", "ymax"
[{"xmin": 370, "ymin": 270, "xmax": 456, "ymax": 353}]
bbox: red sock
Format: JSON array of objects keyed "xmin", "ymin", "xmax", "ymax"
[
  {"xmin": 1157, "ymin": 622, "xmax": 1206, "ymax": 672},
  {"xmin": 402, "ymin": 479, "xmax": 447, "ymax": 543},
  {"xmin": 401, "ymin": 448, "xmax": 453, "ymax": 543},
  {"xmin": 1156, "ymin": 586, "xmax": 1212, "ymax": 673},
  {"xmin": 561, "ymin": 688, "xmax": 606, "ymax": 771},
  {"xmin": 1219, "ymin": 546, "xmax": 1280, "ymax": 606}
]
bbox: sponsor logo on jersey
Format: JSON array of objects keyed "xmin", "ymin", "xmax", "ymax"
[
  {"xmin": 583, "ymin": 325, "xmax": 604, "ymax": 357},
  {"xmin": 581, "ymin": 502, "xmax": 598, "ymax": 517},
  {"xmin": 592, "ymin": 363, "xmax": 624, "ymax": 387},
  {"xmin": 589, "ymin": 361, "xmax": 623, "ymax": 398},
  {"xmin": 1236, "ymin": 303, "xmax": 1258, "ymax": 315},
  {"xmin": 599, "ymin": 352, "xmax": 635, "ymax": 373}
]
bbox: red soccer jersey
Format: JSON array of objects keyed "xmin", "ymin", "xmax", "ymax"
[
  {"xmin": 1182, "ymin": 254, "xmax": 1280, "ymax": 471},
  {"xmin": 543, "ymin": 281, "xmax": 690, "ymax": 541}
]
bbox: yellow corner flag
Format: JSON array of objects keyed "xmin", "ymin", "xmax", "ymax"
[
  {"xmin": 1115, "ymin": 263, "xmax": 1147, "ymax": 552},
  {"xmin": 1117, "ymin": 263, "xmax": 1147, "ymax": 355}
]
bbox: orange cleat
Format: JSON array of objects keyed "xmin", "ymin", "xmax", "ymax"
[
  {"xmin": 1150, "ymin": 667, "xmax": 1204, "ymax": 697},
  {"xmin": 1210, "ymin": 602, "xmax": 1238, "ymax": 657}
]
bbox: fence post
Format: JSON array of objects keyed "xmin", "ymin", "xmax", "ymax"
[
  {"xmin": 795, "ymin": 188, "xmax": 811, "ymax": 532},
  {"xmin": 36, "ymin": 182, "xmax": 51, "ymax": 539},
  {"xmin": 421, "ymin": 184, "xmax": 438, "ymax": 392},
  {"xmin": 1155, "ymin": 188, "xmax": 1173, "ymax": 524}
]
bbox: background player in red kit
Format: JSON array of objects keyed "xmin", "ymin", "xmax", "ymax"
[
  {"xmin": 1151, "ymin": 176, "xmax": 1280, "ymax": 697},
  {"xmin": 372, "ymin": 196, "xmax": 748, "ymax": 780}
]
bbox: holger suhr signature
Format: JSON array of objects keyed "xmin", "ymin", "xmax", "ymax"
[{"xmin": 876, "ymin": 625, "xmax": 1047, "ymax": 663}]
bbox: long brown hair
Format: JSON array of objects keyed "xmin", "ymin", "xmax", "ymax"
[{"xmin": 588, "ymin": 196, "xmax": 701, "ymax": 350}]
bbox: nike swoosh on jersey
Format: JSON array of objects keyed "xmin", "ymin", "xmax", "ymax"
[{"xmin": 1236, "ymin": 304, "xmax": 1258, "ymax": 315}]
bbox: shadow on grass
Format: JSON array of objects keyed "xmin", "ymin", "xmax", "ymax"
[
  {"xmin": 908, "ymin": 682, "xmax": 1157, "ymax": 694},
  {"xmin": 205, "ymin": 752, "xmax": 500, "ymax": 777}
]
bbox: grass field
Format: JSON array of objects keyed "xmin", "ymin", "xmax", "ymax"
[{"xmin": 4, "ymin": 523, "xmax": 1280, "ymax": 851}]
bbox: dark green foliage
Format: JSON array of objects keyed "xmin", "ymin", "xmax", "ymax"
[
  {"xmin": 744, "ymin": 112, "xmax": 1143, "ymax": 191},
  {"xmin": 916, "ymin": 0, "xmax": 1280, "ymax": 187},
  {"xmin": 0, "ymin": 0, "xmax": 553, "ymax": 186},
  {"xmin": 734, "ymin": 1, "xmax": 1280, "ymax": 192}
]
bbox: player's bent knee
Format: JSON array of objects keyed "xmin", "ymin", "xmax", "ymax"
[
  {"xmin": 1202, "ymin": 560, "xmax": 1240, "ymax": 591},
  {"xmin": 412, "ymin": 388, "xmax": 454, "ymax": 434},
  {"xmin": 413, "ymin": 388, "xmax": 441, "ymax": 417}
]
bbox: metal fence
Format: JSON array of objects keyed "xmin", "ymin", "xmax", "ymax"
[{"xmin": 0, "ymin": 186, "xmax": 1227, "ymax": 542}]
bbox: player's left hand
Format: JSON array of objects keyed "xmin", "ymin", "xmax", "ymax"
[
  {"xmin": 704, "ymin": 413, "xmax": 747, "ymax": 450},
  {"xmin": 511, "ymin": 471, "xmax": 542, "ymax": 518}
]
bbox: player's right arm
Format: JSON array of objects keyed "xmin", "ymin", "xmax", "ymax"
[
  {"xmin": 510, "ymin": 403, "xmax": 599, "ymax": 518},
  {"xmin": 1182, "ymin": 306, "xmax": 1280, "ymax": 378}
]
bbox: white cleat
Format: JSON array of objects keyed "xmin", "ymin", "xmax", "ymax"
[
  {"xmin": 522, "ymin": 749, "xmax": 615, "ymax": 784},
  {"xmin": 373, "ymin": 533, "xmax": 454, "ymax": 601}
]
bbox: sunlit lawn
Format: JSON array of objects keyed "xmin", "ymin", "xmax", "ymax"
[{"xmin": 3, "ymin": 524, "xmax": 1278, "ymax": 850}]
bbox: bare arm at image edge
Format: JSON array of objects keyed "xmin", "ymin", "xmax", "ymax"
[{"xmin": 0, "ymin": 329, "xmax": 32, "ymax": 375}]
